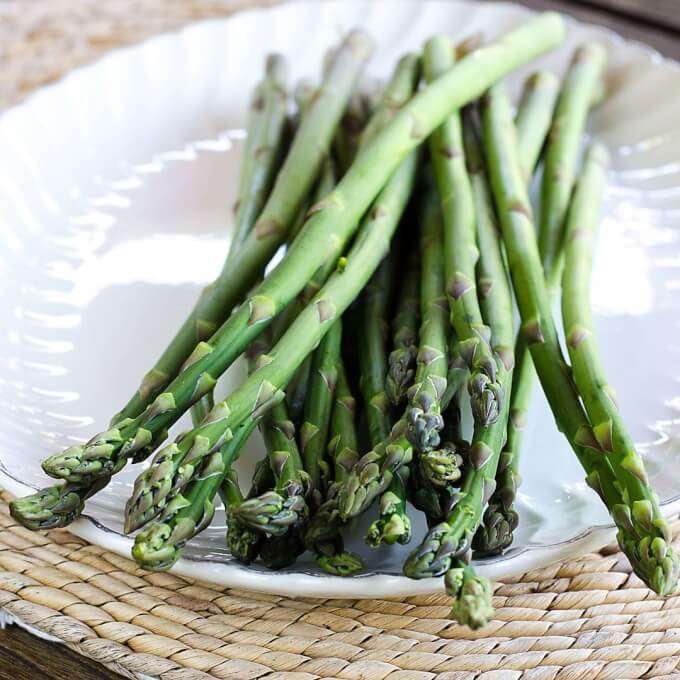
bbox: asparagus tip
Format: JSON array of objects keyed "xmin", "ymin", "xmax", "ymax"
[{"xmin": 445, "ymin": 566, "xmax": 494, "ymax": 630}]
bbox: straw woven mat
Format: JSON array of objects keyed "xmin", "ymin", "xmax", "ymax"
[{"xmin": 3, "ymin": 1, "xmax": 680, "ymax": 679}]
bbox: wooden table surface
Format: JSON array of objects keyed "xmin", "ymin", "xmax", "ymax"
[{"xmin": 0, "ymin": 1, "xmax": 676, "ymax": 679}]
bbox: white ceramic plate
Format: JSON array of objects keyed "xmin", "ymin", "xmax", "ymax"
[{"xmin": 1, "ymin": 0, "xmax": 680, "ymax": 598}]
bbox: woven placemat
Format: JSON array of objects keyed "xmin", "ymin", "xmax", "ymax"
[
  {"xmin": 2, "ymin": 490, "xmax": 680, "ymax": 680},
  {"xmin": 3, "ymin": 2, "xmax": 680, "ymax": 678}
]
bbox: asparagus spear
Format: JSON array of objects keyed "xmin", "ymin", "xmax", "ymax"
[
  {"xmin": 459, "ymin": 108, "xmax": 519, "ymax": 557},
  {"xmin": 226, "ymin": 54, "xmax": 290, "ymax": 262},
  {"xmin": 366, "ymin": 469, "xmax": 412, "ymax": 547},
  {"xmin": 113, "ymin": 53, "xmax": 291, "ymax": 425},
  {"xmin": 9, "ymin": 477, "xmax": 110, "ymax": 530},
  {"xmin": 483, "ymin": 81, "xmax": 678, "ymax": 595},
  {"xmin": 300, "ymin": 319, "xmax": 342, "ymax": 491},
  {"xmin": 126, "ymin": 53, "xmax": 418, "ymax": 532},
  {"xmin": 445, "ymin": 565, "xmax": 494, "ymax": 631},
  {"xmin": 41, "ymin": 30, "xmax": 372, "ymax": 484},
  {"xmin": 338, "ymin": 188, "xmax": 447, "ymax": 520},
  {"xmin": 189, "ymin": 54, "xmax": 285, "ymax": 431},
  {"xmin": 404, "ymin": 111, "xmax": 514, "ymax": 579},
  {"xmin": 477, "ymin": 53, "xmax": 605, "ymax": 556},
  {"xmin": 40, "ymin": 32, "xmax": 373, "ymax": 490},
  {"xmin": 358, "ymin": 260, "xmax": 395, "ymax": 448},
  {"xmin": 423, "ymin": 35, "xmax": 502, "ymax": 428},
  {"xmin": 358, "ymin": 254, "xmax": 415, "ymax": 547},
  {"xmin": 306, "ymin": 360, "xmax": 363, "ymax": 575},
  {"xmin": 131, "ymin": 146, "xmax": 418, "ymax": 567},
  {"xmin": 539, "ymin": 44, "xmax": 607, "ymax": 288},
  {"xmin": 132, "ymin": 419, "xmax": 258, "ymax": 571},
  {"xmin": 13, "ymin": 58, "xmax": 288, "ymax": 530},
  {"xmin": 562, "ymin": 144, "xmax": 678, "ymax": 595},
  {"xmin": 386, "ymin": 249, "xmax": 420, "ymax": 406},
  {"xmin": 404, "ymin": 113, "xmax": 514, "ymax": 628},
  {"xmin": 406, "ymin": 188, "xmax": 449, "ymax": 450},
  {"xmin": 228, "ymin": 324, "xmax": 312, "ymax": 537},
  {"xmin": 514, "ymin": 71, "xmax": 559, "ymax": 183},
  {"xmin": 219, "ymin": 471, "xmax": 263, "ymax": 564},
  {"xmin": 21, "ymin": 14, "xmax": 566, "ymax": 527},
  {"xmin": 287, "ymin": 157, "xmax": 338, "ymax": 422},
  {"xmin": 236, "ymin": 400, "xmax": 310, "ymax": 536}
]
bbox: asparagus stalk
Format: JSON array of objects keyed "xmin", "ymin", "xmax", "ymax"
[
  {"xmin": 219, "ymin": 471, "xmax": 263, "ymax": 564},
  {"xmin": 287, "ymin": 158, "xmax": 338, "ymax": 421},
  {"xmin": 113, "ymin": 54, "xmax": 291, "ymax": 426},
  {"xmin": 130, "ymin": 147, "xmax": 419, "ymax": 566},
  {"xmin": 404, "ymin": 202, "xmax": 513, "ymax": 578},
  {"xmin": 339, "ymin": 187, "xmax": 448, "ymax": 520},
  {"xmin": 127, "ymin": 52, "xmax": 418, "ymax": 532},
  {"xmin": 404, "ymin": 115, "xmax": 514, "ymax": 576},
  {"xmin": 132, "ymin": 51, "xmax": 418, "ymax": 530},
  {"xmin": 423, "ymin": 35, "xmax": 502, "ymax": 428},
  {"xmin": 40, "ymin": 32, "xmax": 373, "ymax": 488},
  {"xmin": 459, "ymin": 109, "xmax": 519, "ymax": 557},
  {"xmin": 9, "ymin": 477, "xmax": 110, "ymax": 530},
  {"xmin": 300, "ymin": 319, "xmax": 342, "ymax": 491},
  {"xmin": 386, "ymin": 249, "xmax": 420, "ymax": 406},
  {"xmin": 132, "ymin": 419, "xmax": 258, "ymax": 571},
  {"xmin": 358, "ymin": 253, "xmax": 414, "ymax": 547},
  {"xmin": 478, "ymin": 53, "xmax": 605, "ymax": 556},
  {"xmin": 514, "ymin": 71, "xmax": 560, "ymax": 183},
  {"xmin": 562, "ymin": 144, "xmax": 678, "ymax": 595},
  {"xmin": 239, "ymin": 400, "xmax": 310, "ymax": 536},
  {"xmin": 230, "ymin": 325, "xmax": 312, "ymax": 537},
  {"xmin": 405, "ymin": 188, "xmax": 449, "ymax": 450},
  {"xmin": 539, "ymin": 44, "xmax": 607, "ymax": 288},
  {"xmin": 358, "ymin": 260, "xmax": 395, "ymax": 448},
  {"xmin": 22, "ymin": 13, "xmax": 566, "ymax": 528},
  {"xmin": 483, "ymin": 81, "xmax": 678, "ymax": 595},
  {"xmin": 445, "ymin": 565, "xmax": 494, "ymax": 631},
  {"xmin": 405, "ymin": 113, "xmax": 514, "ymax": 627},
  {"xmin": 226, "ymin": 54, "xmax": 290, "ymax": 261},
  {"xmin": 306, "ymin": 360, "xmax": 363, "ymax": 576},
  {"xmin": 366, "ymin": 469, "xmax": 412, "ymax": 547},
  {"xmin": 44, "ymin": 30, "xmax": 372, "ymax": 483}
]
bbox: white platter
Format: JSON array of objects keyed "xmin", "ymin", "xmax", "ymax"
[{"xmin": 1, "ymin": 0, "xmax": 680, "ymax": 598}]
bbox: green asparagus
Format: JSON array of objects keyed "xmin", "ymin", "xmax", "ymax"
[
  {"xmin": 404, "ymin": 114, "xmax": 514, "ymax": 583},
  {"xmin": 539, "ymin": 44, "xmax": 607, "ymax": 288},
  {"xmin": 366, "ymin": 469, "xmax": 412, "ymax": 547},
  {"xmin": 112, "ymin": 52, "xmax": 290, "ymax": 425},
  {"xmin": 130, "ymin": 146, "xmax": 418, "ymax": 566},
  {"xmin": 423, "ymin": 35, "xmax": 502, "ymax": 428},
  {"xmin": 306, "ymin": 360, "xmax": 363, "ymax": 575},
  {"xmin": 42, "ymin": 29, "xmax": 374, "ymax": 487},
  {"xmin": 386, "ymin": 249, "xmax": 420, "ymax": 406},
  {"xmin": 42, "ymin": 15, "xmax": 563, "ymax": 495},
  {"xmin": 562, "ymin": 143, "xmax": 678, "ymax": 595},
  {"xmin": 300, "ymin": 319, "xmax": 342, "ymax": 491},
  {"xmin": 445, "ymin": 565, "xmax": 494, "ymax": 631},
  {"xmin": 132, "ymin": 419, "xmax": 258, "ymax": 571},
  {"xmin": 515, "ymin": 70, "xmax": 559, "ymax": 183},
  {"xmin": 483, "ymin": 80, "xmax": 678, "ymax": 596},
  {"xmin": 405, "ymin": 188, "xmax": 449, "ymax": 450},
  {"xmin": 479, "ymin": 51, "xmax": 606, "ymax": 556},
  {"xmin": 358, "ymin": 260, "xmax": 395, "ymax": 448}
]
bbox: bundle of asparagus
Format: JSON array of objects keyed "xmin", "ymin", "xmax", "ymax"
[{"xmin": 12, "ymin": 12, "xmax": 679, "ymax": 630}]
